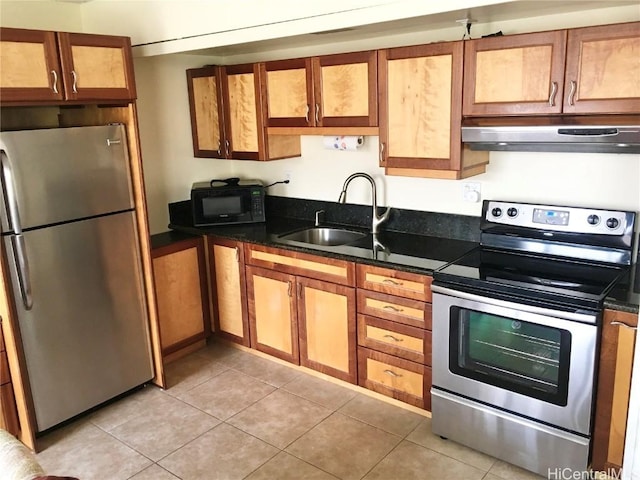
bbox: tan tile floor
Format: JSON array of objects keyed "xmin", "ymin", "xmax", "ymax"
[{"xmin": 35, "ymin": 340, "xmax": 545, "ymax": 480}]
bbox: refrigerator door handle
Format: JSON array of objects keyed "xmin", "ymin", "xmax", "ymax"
[
  {"xmin": 12, "ymin": 234, "xmax": 33, "ymax": 310},
  {"xmin": 1, "ymin": 151, "xmax": 23, "ymax": 234}
]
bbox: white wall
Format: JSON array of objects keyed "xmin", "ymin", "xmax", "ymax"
[{"xmin": 0, "ymin": 1, "xmax": 82, "ymax": 31}]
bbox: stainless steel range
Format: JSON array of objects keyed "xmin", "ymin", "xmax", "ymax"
[{"xmin": 431, "ymin": 200, "xmax": 636, "ymax": 477}]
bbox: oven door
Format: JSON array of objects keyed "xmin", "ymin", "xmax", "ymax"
[{"xmin": 431, "ymin": 285, "xmax": 598, "ymax": 435}]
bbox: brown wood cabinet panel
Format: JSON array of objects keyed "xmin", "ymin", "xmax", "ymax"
[
  {"xmin": 357, "ymin": 314, "xmax": 430, "ymax": 365},
  {"xmin": 358, "ymin": 347, "xmax": 431, "ymax": 410},
  {"xmin": 186, "ymin": 66, "xmax": 226, "ymax": 158},
  {"xmin": 463, "ymin": 30, "xmax": 567, "ymax": 116},
  {"xmin": 0, "ymin": 383, "xmax": 20, "ymax": 436},
  {"xmin": 592, "ymin": 309, "xmax": 638, "ymax": 473},
  {"xmin": 563, "ymin": 22, "xmax": 640, "ymax": 114},
  {"xmin": 356, "ymin": 264, "xmax": 432, "ymax": 302},
  {"xmin": 152, "ymin": 237, "xmax": 209, "ymax": 357},
  {"xmin": 261, "ymin": 58, "xmax": 313, "ymax": 127},
  {"xmin": 246, "ymin": 265, "xmax": 299, "ymax": 364},
  {"xmin": 57, "ymin": 32, "xmax": 136, "ymax": 101},
  {"xmin": 0, "ymin": 351, "xmax": 9, "ymax": 386},
  {"xmin": 0, "ymin": 28, "xmax": 64, "ymax": 103},
  {"xmin": 298, "ymin": 277, "xmax": 357, "ymax": 383},
  {"xmin": 245, "ymin": 243, "xmax": 355, "ymax": 286},
  {"xmin": 208, "ymin": 237, "xmax": 250, "ymax": 346}
]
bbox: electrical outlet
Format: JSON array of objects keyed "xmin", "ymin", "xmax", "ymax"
[{"xmin": 463, "ymin": 182, "xmax": 481, "ymax": 203}]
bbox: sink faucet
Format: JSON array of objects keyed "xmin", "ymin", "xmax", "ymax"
[{"xmin": 338, "ymin": 172, "xmax": 390, "ymax": 234}]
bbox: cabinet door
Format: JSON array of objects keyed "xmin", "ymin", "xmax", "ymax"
[
  {"xmin": 261, "ymin": 58, "xmax": 313, "ymax": 127},
  {"xmin": 379, "ymin": 42, "xmax": 465, "ymax": 172},
  {"xmin": 298, "ymin": 277, "xmax": 356, "ymax": 383},
  {"xmin": 463, "ymin": 30, "xmax": 567, "ymax": 115},
  {"xmin": 187, "ymin": 66, "xmax": 227, "ymax": 158},
  {"xmin": 563, "ymin": 22, "xmax": 640, "ymax": 114},
  {"xmin": 592, "ymin": 309, "xmax": 638, "ymax": 472},
  {"xmin": 313, "ymin": 50, "xmax": 377, "ymax": 127},
  {"xmin": 152, "ymin": 237, "xmax": 209, "ymax": 357},
  {"xmin": 57, "ymin": 32, "xmax": 136, "ymax": 101},
  {"xmin": 209, "ymin": 237, "xmax": 250, "ymax": 346},
  {"xmin": 221, "ymin": 64, "xmax": 264, "ymax": 160},
  {"xmin": 246, "ymin": 265, "xmax": 299, "ymax": 364},
  {"xmin": 0, "ymin": 27, "xmax": 64, "ymax": 103}
]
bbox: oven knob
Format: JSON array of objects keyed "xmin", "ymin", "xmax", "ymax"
[
  {"xmin": 491, "ymin": 207, "xmax": 503, "ymax": 217},
  {"xmin": 587, "ymin": 214, "xmax": 600, "ymax": 225},
  {"xmin": 507, "ymin": 207, "xmax": 518, "ymax": 218},
  {"xmin": 606, "ymin": 217, "xmax": 620, "ymax": 229}
]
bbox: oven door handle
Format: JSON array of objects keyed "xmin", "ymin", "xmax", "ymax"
[{"xmin": 431, "ymin": 284, "xmax": 598, "ymax": 324}]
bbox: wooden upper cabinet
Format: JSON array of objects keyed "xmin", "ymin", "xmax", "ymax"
[
  {"xmin": 0, "ymin": 27, "xmax": 136, "ymax": 104},
  {"xmin": 0, "ymin": 28, "xmax": 63, "ymax": 103},
  {"xmin": 186, "ymin": 66, "xmax": 226, "ymax": 158},
  {"xmin": 57, "ymin": 32, "xmax": 136, "ymax": 102},
  {"xmin": 261, "ymin": 51, "xmax": 377, "ymax": 128},
  {"xmin": 463, "ymin": 30, "xmax": 567, "ymax": 116},
  {"xmin": 379, "ymin": 41, "xmax": 488, "ymax": 179},
  {"xmin": 563, "ymin": 22, "xmax": 640, "ymax": 114}
]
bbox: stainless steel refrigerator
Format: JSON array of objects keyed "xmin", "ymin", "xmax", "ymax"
[{"xmin": 0, "ymin": 124, "xmax": 154, "ymax": 433}]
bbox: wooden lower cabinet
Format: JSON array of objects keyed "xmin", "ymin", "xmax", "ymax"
[
  {"xmin": 358, "ymin": 347, "xmax": 431, "ymax": 410},
  {"xmin": 0, "ymin": 323, "xmax": 19, "ymax": 436},
  {"xmin": 152, "ymin": 236, "xmax": 210, "ymax": 359},
  {"xmin": 592, "ymin": 309, "xmax": 638, "ymax": 473},
  {"xmin": 245, "ymin": 244, "xmax": 357, "ymax": 383},
  {"xmin": 208, "ymin": 237, "xmax": 250, "ymax": 346}
]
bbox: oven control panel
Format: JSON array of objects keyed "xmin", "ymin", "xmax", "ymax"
[{"xmin": 485, "ymin": 201, "xmax": 631, "ymax": 235}]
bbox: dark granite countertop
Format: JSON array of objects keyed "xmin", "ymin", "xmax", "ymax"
[{"xmin": 159, "ymin": 196, "xmax": 639, "ymax": 314}]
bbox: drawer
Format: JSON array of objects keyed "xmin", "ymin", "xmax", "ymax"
[
  {"xmin": 357, "ymin": 289, "xmax": 431, "ymax": 330},
  {"xmin": 358, "ymin": 347, "xmax": 432, "ymax": 410},
  {"xmin": 245, "ymin": 243, "xmax": 355, "ymax": 286},
  {"xmin": 357, "ymin": 314, "xmax": 431, "ymax": 365},
  {"xmin": 356, "ymin": 264, "xmax": 431, "ymax": 302},
  {"xmin": 0, "ymin": 382, "xmax": 20, "ymax": 435}
]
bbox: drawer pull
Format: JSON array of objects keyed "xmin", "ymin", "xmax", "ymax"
[
  {"xmin": 383, "ymin": 305, "xmax": 403, "ymax": 313},
  {"xmin": 382, "ymin": 278, "xmax": 403, "ymax": 286},
  {"xmin": 611, "ymin": 320, "xmax": 638, "ymax": 330},
  {"xmin": 384, "ymin": 369, "xmax": 402, "ymax": 378},
  {"xmin": 383, "ymin": 334, "xmax": 403, "ymax": 342}
]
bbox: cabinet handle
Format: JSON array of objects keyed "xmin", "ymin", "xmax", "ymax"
[
  {"xmin": 287, "ymin": 281, "xmax": 292, "ymax": 297},
  {"xmin": 383, "ymin": 334, "xmax": 403, "ymax": 342},
  {"xmin": 305, "ymin": 104, "xmax": 310, "ymax": 124},
  {"xmin": 379, "ymin": 142, "xmax": 385, "ymax": 165},
  {"xmin": 384, "ymin": 369, "xmax": 402, "ymax": 378},
  {"xmin": 383, "ymin": 305, "xmax": 403, "ymax": 313},
  {"xmin": 234, "ymin": 246, "xmax": 239, "ymax": 262},
  {"xmin": 315, "ymin": 103, "xmax": 321, "ymax": 124},
  {"xmin": 297, "ymin": 283, "xmax": 302, "ymax": 299},
  {"xmin": 225, "ymin": 139, "xmax": 230, "ymax": 157},
  {"xmin": 567, "ymin": 80, "xmax": 576, "ymax": 106},
  {"xmin": 382, "ymin": 278, "xmax": 403, "ymax": 286},
  {"xmin": 217, "ymin": 141, "xmax": 221, "ymax": 157},
  {"xmin": 548, "ymin": 82, "xmax": 558, "ymax": 107},
  {"xmin": 611, "ymin": 320, "xmax": 638, "ymax": 330},
  {"xmin": 71, "ymin": 70, "xmax": 78, "ymax": 94},
  {"xmin": 51, "ymin": 70, "xmax": 59, "ymax": 94}
]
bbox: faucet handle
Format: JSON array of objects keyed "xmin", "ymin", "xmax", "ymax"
[{"xmin": 315, "ymin": 209, "xmax": 325, "ymax": 227}]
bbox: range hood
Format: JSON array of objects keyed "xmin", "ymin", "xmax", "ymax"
[{"xmin": 462, "ymin": 124, "xmax": 640, "ymax": 154}]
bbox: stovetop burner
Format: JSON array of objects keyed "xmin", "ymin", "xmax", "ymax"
[{"xmin": 433, "ymin": 200, "xmax": 636, "ymax": 313}]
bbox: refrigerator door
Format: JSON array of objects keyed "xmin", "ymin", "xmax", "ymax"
[
  {"xmin": 5, "ymin": 211, "xmax": 153, "ymax": 432},
  {"xmin": 0, "ymin": 124, "xmax": 134, "ymax": 233}
]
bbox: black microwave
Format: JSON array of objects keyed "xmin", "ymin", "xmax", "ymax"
[{"xmin": 191, "ymin": 178, "xmax": 266, "ymax": 226}]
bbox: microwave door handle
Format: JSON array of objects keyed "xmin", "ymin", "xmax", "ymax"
[{"xmin": 1, "ymin": 151, "xmax": 23, "ymax": 234}]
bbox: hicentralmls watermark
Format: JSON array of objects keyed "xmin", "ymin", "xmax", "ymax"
[{"xmin": 547, "ymin": 467, "xmax": 621, "ymax": 480}]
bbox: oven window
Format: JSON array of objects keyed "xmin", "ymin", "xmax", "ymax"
[
  {"xmin": 202, "ymin": 195, "xmax": 243, "ymax": 217},
  {"xmin": 450, "ymin": 307, "xmax": 570, "ymax": 406}
]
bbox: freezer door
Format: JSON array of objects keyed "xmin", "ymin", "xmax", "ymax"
[
  {"xmin": 5, "ymin": 211, "xmax": 153, "ymax": 432},
  {"xmin": 0, "ymin": 124, "xmax": 134, "ymax": 232}
]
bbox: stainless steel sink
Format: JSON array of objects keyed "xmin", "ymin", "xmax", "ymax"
[{"xmin": 279, "ymin": 227, "xmax": 366, "ymax": 246}]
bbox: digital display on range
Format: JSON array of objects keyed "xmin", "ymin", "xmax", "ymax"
[{"xmin": 533, "ymin": 208, "xmax": 570, "ymax": 226}]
